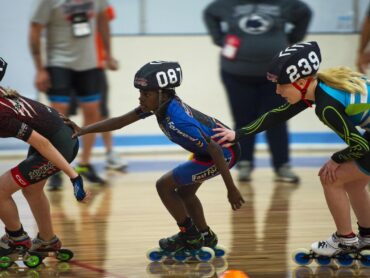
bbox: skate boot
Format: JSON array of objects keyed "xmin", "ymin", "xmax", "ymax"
[
  {"xmin": 359, "ymin": 235, "xmax": 370, "ymax": 250},
  {"xmin": 0, "ymin": 231, "xmax": 42, "ymax": 269},
  {"xmin": 30, "ymin": 234, "xmax": 73, "ymax": 262},
  {"xmin": 202, "ymin": 228, "xmax": 226, "ymax": 258}
]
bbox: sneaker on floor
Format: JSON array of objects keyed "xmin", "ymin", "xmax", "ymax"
[
  {"xmin": 75, "ymin": 164, "xmax": 105, "ymax": 185},
  {"xmin": 238, "ymin": 161, "xmax": 252, "ymax": 182},
  {"xmin": 106, "ymin": 151, "xmax": 128, "ymax": 170},
  {"xmin": 275, "ymin": 163, "xmax": 299, "ymax": 183},
  {"xmin": 47, "ymin": 172, "xmax": 63, "ymax": 191}
]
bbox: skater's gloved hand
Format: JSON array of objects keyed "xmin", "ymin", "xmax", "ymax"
[
  {"xmin": 227, "ymin": 187, "xmax": 245, "ymax": 211},
  {"xmin": 70, "ymin": 175, "xmax": 91, "ymax": 202}
]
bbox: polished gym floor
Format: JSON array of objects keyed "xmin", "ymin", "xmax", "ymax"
[{"xmin": 0, "ymin": 152, "xmax": 368, "ymax": 278}]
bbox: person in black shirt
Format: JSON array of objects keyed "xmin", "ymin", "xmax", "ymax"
[{"xmin": 203, "ymin": 0, "xmax": 312, "ymax": 183}]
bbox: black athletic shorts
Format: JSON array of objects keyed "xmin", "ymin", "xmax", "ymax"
[
  {"xmin": 11, "ymin": 125, "xmax": 79, "ymax": 187},
  {"xmin": 46, "ymin": 67, "xmax": 104, "ymax": 104}
]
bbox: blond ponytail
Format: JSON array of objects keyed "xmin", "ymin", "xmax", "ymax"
[{"xmin": 316, "ymin": 67, "xmax": 367, "ymax": 95}]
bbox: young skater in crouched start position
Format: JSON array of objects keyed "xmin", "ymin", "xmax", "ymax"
[
  {"xmin": 65, "ymin": 61, "xmax": 244, "ymax": 257},
  {"xmin": 213, "ymin": 41, "xmax": 370, "ymax": 259},
  {"xmin": 0, "ymin": 57, "xmax": 88, "ymax": 260}
]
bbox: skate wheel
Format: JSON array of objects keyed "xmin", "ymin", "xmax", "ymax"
[
  {"xmin": 56, "ymin": 249, "xmax": 74, "ymax": 262},
  {"xmin": 213, "ymin": 244, "xmax": 227, "ymax": 258},
  {"xmin": 195, "ymin": 247, "xmax": 215, "ymax": 262},
  {"xmin": 292, "ymin": 248, "xmax": 312, "ymax": 266},
  {"xmin": 359, "ymin": 250, "xmax": 370, "ymax": 267},
  {"xmin": 173, "ymin": 250, "xmax": 188, "ymax": 262},
  {"xmin": 335, "ymin": 253, "xmax": 355, "ymax": 267},
  {"xmin": 0, "ymin": 256, "xmax": 12, "ymax": 270},
  {"xmin": 315, "ymin": 255, "xmax": 332, "ymax": 266},
  {"xmin": 23, "ymin": 254, "xmax": 42, "ymax": 268},
  {"xmin": 146, "ymin": 248, "xmax": 164, "ymax": 262}
]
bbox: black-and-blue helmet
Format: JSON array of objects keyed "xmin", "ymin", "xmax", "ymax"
[{"xmin": 134, "ymin": 61, "xmax": 182, "ymax": 90}]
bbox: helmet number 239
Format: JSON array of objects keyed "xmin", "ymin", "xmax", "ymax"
[
  {"xmin": 286, "ymin": 51, "xmax": 320, "ymax": 83},
  {"xmin": 156, "ymin": 68, "xmax": 182, "ymax": 88}
]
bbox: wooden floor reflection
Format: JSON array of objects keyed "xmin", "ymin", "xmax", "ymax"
[{"xmin": 0, "ymin": 155, "xmax": 368, "ymax": 277}]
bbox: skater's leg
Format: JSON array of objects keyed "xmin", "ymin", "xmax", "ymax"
[
  {"xmin": 22, "ymin": 179, "xmax": 56, "ymax": 241},
  {"xmin": 319, "ymin": 161, "xmax": 370, "ymax": 235},
  {"xmin": 177, "ymin": 183, "xmax": 208, "ymax": 231},
  {"xmin": 156, "ymin": 171, "xmax": 188, "ymax": 224},
  {"xmin": 344, "ymin": 179, "xmax": 370, "ymax": 228},
  {"xmin": 0, "ymin": 171, "xmax": 23, "ymax": 231}
]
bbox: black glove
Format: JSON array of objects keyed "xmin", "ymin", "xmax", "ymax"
[{"xmin": 70, "ymin": 175, "xmax": 86, "ymax": 201}]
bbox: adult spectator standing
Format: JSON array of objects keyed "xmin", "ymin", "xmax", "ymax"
[
  {"xmin": 203, "ymin": 0, "xmax": 312, "ymax": 182},
  {"xmin": 357, "ymin": 3, "xmax": 370, "ymax": 73},
  {"xmin": 68, "ymin": 4, "xmax": 128, "ymax": 173},
  {"xmin": 29, "ymin": 0, "xmax": 116, "ymax": 189}
]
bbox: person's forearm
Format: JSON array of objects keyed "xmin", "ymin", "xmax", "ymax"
[
  {"xmin": 82, "ymin": 109, "xmax": 140, "ymax": 134},
  {"xmin": 29, "ymin": 23, "xmax": 44, "ymax": 70},
  {"xmin": 28, "ymin": 132, "xmax": 77, "ymax": 178},
  {"xmin": 97, "ymin": 12, "xmax": 111, "ymax": 58},
  {"xmin": 207, "ymin": 140, "xmax": 235, "ymax": 190}
]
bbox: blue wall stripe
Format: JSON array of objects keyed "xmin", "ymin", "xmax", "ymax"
[{"xmin": 0, "ymin": 132, "xmax": 345, "ymax": 152}]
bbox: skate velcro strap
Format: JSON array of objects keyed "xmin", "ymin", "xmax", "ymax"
[{"xmin": 318, "ymin": 241, "xmax": 329, "ymax": 248}]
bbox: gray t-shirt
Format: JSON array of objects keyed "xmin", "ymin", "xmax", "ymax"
[{"xmin": 31, "ymin": 0, "xmax": 108, "ymax": 71}]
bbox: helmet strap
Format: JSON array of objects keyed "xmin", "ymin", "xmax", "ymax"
[
  {"xmin": 292, "ymin": 77, "xmax": 313, "ymax": 107},
  {"xmin": 152, "ymin": 90, "xmax": 163, "ymax": 115}
]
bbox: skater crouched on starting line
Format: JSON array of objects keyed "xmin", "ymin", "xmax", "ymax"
[{"xmin": 64, "ymin": 61, "xmax": 245, "ymax": 257}]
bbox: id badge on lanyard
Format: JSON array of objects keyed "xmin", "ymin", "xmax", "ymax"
[
  {"xmin": 71, "ymin": 12, "xmax": 91, "ymax": 37},
  {"xmin": 222, "ymin": 35, "xmax": 241, "ymax": 60}
]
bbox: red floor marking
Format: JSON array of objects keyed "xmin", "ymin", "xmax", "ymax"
[{"xmin": 70, "ymin": 260, "xmax": 127, "ymax": 278}]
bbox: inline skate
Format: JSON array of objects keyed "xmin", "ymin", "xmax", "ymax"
[
  {"xmin": 292, "ymin": 233, "xmax": 370, "ymax": 267},
  {"xmin": 0, "ymin": 232, "xmax": 42, "ymax": 269},
  {"xmin": 147, "ymin": 231, "xmax": 215, "ymax": 262},
  {"xmin": 30, "ymin": 234, "xmax": 74, "ymax": 263}
]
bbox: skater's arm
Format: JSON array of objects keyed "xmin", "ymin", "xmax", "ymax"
[
  {"xmin": 206, "ymin": 139, "xmax": 244, "ymax": 210},
  {"xmin": 28, "ymin": 130, "xmax": 89, "ymax": 202},
  {"xmin": 65, "ymin": 109, "xmax": 143, "ymax": 137},
  {"xmin": 28, "ymin": 130, "xmax": 78, "ymax": 178}
]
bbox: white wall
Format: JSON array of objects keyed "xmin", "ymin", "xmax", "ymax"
[{"xmin": 97, "ymin": 34, "xmax": 359, "ymax": 137}]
